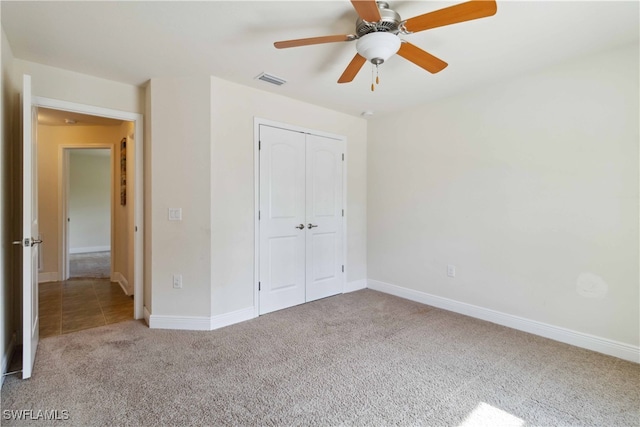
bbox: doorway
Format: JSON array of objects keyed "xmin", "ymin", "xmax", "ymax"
[
  {"xmin": 256, "ymin": 120, "xmax": 346, "ymax": 315},
  {"xmin": 66, "ymin": 148, "xmax": 112, "ymax": 280},
  {"xmin": 32, "ymin": 99, "xmax": 143, "ymax": 318},
  {"xmin": 35, "ymin": 107, "xmax": 137, "ymax": 336}
]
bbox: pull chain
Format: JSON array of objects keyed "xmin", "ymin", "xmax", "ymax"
[
  {"xmin": 371, "ymin": 64, "xmax": 375, "ymax": 92},
  {"xmin": 371, "ymin": 63, "xmax": 381, "ymax": 92}
]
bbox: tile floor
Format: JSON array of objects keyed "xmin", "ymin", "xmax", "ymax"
[{"xmin": 39, "ymin": 279, "xmax": 133, "ymax": 338}]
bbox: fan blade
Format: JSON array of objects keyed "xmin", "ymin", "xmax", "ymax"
[
  {"xmin": 338, "ymin": 54, "xmax": 367, "ymax": 83},
  {"xmin": 397, "ymin": 42, "xmax": 448, "ymax": 74},
  {"xmin": 274, "ymin": 35, "xmax": 354, "ymax": 49},
  {"xmin": 404, "ymin": 0, "xmax": 497, "ymax": 33},
  {"xmin": 351, "ymin": 0, "xmax": 382, "ymax": 22}
]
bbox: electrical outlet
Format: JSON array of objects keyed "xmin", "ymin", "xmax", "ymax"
[
  {"xmin": 447, "ymin": 265, "xmax": 456, "ymax": 278},
  {"xmin": 173, "ymin": 274, "xmax": 183, "ymax": 289}
]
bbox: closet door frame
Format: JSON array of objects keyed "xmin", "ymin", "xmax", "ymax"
[{"xmin": 253, "ymin": 117, "xmax": 347, "ymax": 317}]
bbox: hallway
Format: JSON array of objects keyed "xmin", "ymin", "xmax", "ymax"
[
  {"xmin": 69, "ymin": 251, "xmax": 111, "ymax": 279},
  {"xmin": 39, "ymin": 279, "xmax": 133, "ymax": 338}
]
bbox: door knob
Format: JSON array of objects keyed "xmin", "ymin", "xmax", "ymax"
[
  {"xmin": 295, "ymin": 224, "xmax": 305, "ymax": 230},
  {"xmin": 12, "ymin": 237, "xmax": 42, "ymax": 247},
  {"xmin": 307, "ymin": 223, "xmax": 318, "ymax": 229}
]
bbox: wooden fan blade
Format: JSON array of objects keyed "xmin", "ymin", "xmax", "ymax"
[
  {"xmin": 397, "ymin": 42, "xmax": 448, "ymax": 74},
  {"xmin": 338, "ymin": 54, "xmax": 367, "ymax": 83},
  {"xmin": 274, "ymin": 35, "xmax": 354, "ymax": 49},
  {"xmin": 351, "ymin": 0, "xmax": 381, "ymax": 22},
  {"xmin": 404, "ymin": 0, "xmax": 497, "ymax": 33}
]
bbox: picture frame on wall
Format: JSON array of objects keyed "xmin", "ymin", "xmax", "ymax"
[{"xmin": 120, "ymin": 137, "xmax": 126, "ymax": 206}]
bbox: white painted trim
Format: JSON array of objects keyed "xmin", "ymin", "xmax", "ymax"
[
  {"xmin": 34, "ymin": 96, "xmax": 144, "ymax": 320},
  {"xmin": 211, "ymin": 307, "xmax": 256, "ymax": 330},
  {"xmin": 253, "ymin": 117, "xmax": 348, "ymax": 316},
  {"xmin": 367, "ymin": 279, "xmax": 640, "ymax": 363},
  {"xmin": 143, "ymin": 306, "xmax": 151, "ymax": 326},
  {"xmin": 345, "ymin": 279, "xmax": 367, "ymax": 293},
  {"xmin": 253, "ymin": 118, "xmax": 260, "ymax": 318},
  {"xmin": 255, "ymin": 117, "xmax": 344, "ymax": 141},
  {"xmin": 69, "ymin": 246, "xmax": 110, "ymax": 254},
  {"xmin": 38, "ymin": 272, "xmax": 59, "ymax": 283},
  {"xmin": 341, "ymin": 138, "xmax": 348, "ymax": 296},
  {"xmin": 147, "ymin": 307, "xmax": 255, "ymax": 331},
  {"xmin": 111, "ymin": 271, "xmax": 131, "ymax": 296},
  {"xmin": 1, "ymin": 334, "xmax": 16, "ymax": 389},
  {"xmin": 148, "ymin": 314, "xmax": 211, "ymax": 331}
]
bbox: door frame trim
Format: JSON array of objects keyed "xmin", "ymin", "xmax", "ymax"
[
  {"xmin": 33, "ymin": 96, "xmax": 144, "ymax": 320},
  {"xmin": 253, "ymin": 117, "xmax": 347, "ymax": 317}
]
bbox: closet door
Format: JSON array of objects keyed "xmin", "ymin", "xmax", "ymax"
[
  {"xmin": 259, "ymin": 125, "xmax": 306, "ymax": 315},
  {"xmin": 305, "ymin": 135, "xmax": 344, "ymax": 302}
]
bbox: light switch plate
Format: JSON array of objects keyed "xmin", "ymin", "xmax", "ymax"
[
  {"xmin": 168, "ymin": 208, "xmax": 182, "ymax": 221},
  {"xmin": 447, "ymin": 265, "xmax": 456, "ymax": 278}
]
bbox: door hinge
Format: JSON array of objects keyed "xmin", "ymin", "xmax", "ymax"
[
  {"xmin": 135, "ymin": 226, "xmax": 138, "ymax": 232},
  {"xmin": 342, "ymin": 265, "xmax": 344, "ymax": 273},
  {"xmin": 259, "ymin": 140, "xmax": 261, "ymax": 150},
  {"xmin": 342, "ymin": 153, "xmax": 344, "ymax": 161},
  {"xmin": 342, "ymin": 209, "xmax": 344, "ymax": 217},
  {"xmin": 258, "ymin": 282, "xmax": 261, "ymax": 291},
  {"xmin": 258, "ymin": 210, "xmax": 261, "ymax": 220}
]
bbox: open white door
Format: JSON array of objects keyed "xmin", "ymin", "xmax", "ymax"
[{"xmin": 20, "ymin": 75, "xmax": 39, "ymax": 379}]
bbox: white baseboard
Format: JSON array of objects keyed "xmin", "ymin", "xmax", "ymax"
[
  {"xmin": 38, "ymin": 272, "xmax": 59, "ymax": 283},
  {"xmin": 367, "ymin": 279, "xmax": 640, "ymax": 363},
  {"xmin": 111, "ymin": 272, "xmax": 131, "ymax": 295},
  {"xmin": 148, "ymin": 314, "xmax": 211, "ymax": 331},
  {"xmin": 143, "ymin": 307, "xmax": 151, "ymax": 326},
  {"xmin": 146, "ymin": 306, "xmax": 256, "ymax": 331},
  {"xmin": 211, "ymin": 307, "xmax": 255, "ymax": 330},
  {"xmin": 69, "ymin": 246, "xmax": 110, "ymax": 254},
  {"xmin": 345, "ymin": 279, "xmax": 367, "ymax": 293},
  {"xmin": 1, "ymin": 333, "xmax": 17, "ymax": 389}
]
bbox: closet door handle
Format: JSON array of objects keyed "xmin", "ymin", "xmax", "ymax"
[
  {"xmin": 307, "ymin": 223, "xmax": 318, "ymax": 229},
  {"xmin": 295, "ymin": 224, "xmax": 305, "ymax": 230}
]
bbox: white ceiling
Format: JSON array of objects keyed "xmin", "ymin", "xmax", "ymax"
[{"xmin": 2, "ymin": 1, "xmax": 638, "ymax": 118}]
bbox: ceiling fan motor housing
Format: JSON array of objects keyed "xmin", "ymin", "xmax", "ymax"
[
  {"xmin": 355, "ymin": 1, "xmax": 402, "ymax": 37},
  {"xmin": 355, "ymin": 2, "xmax": 402, "ymax": 64}
]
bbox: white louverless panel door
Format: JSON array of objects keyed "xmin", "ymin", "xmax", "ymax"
[
  {"xmin": 305, "ymin": 135, "xmax": 344, "ymax": 302},
  {"xmin": 21, "ymin": 75, "xmax": 39, "ymax": 379},
  {"xmin": 259, "ymin": 125, "xmax": 307, "ymax": 315}
]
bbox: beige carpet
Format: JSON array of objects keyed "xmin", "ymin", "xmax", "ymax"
[
  {"xmin": 1, "ymin": 290, "xmax": 638, "ymax": 426},
  {"xmin": 69, "ymin": 251, "xmax": 110, "ymax": 279}
]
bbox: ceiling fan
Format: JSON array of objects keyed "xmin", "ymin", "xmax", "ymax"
[{"xmin": 274, "ymin": 0, "xmax": 497, "ymax": 90}]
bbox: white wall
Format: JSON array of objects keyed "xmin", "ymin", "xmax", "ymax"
[
  {"xmin": 14, "ymin": 60, "xmax": 144, "ymax": 114},
  {"xmin": 148, "ymin": 77, "xmax": 211, "ymax": 318},
  {"xmin": 68, "ymin": 150, "xmax": 110, "ymax": 253},
  {"xmin": 210, "ymin": 76, "xmax": 368, "ymax": 316},
  {"xmin": 1, "ymin": 26, "xmax": 18, "ymax": 386},
  {"xmin": 368, "ymin": 43, "xmax": 639, "ymax": 347}
]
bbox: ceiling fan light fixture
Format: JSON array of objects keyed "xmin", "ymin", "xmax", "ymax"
[{"xmin": 355, "ymin": 32, "xmax": 401, "ymax": 64}]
